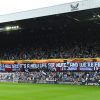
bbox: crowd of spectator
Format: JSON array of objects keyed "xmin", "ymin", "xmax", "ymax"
[
  {"xmin": 0, "ymin": 42, "xmax": 99, "ymax": 60},
  {"xmin": 0, "ymin": 71, "xmax": 100, "ymax": 85}
]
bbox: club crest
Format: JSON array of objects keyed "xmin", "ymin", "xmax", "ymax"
[{"xmin": 70, "ymin": 3, "xmax": 79, "ymax": 11}]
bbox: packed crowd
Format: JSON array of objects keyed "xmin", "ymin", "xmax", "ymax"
[
  {"xmin": 0, "ymin": 43, "xmax": 99, "ymax": 60},
  {"xmin": 0, "ymin": 71, "xmax": 100, "ymax": 85},
  {"xmin": 17, "ymin": 71, "xmax": 100, "ymax": 84}
]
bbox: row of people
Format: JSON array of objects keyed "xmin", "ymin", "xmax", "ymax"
[
  {"xmin": 0, "ymin": 71, "xmax": 100, "ymax": 85},
  {"xmin": 0, "ymin": 44, "xmax": 99, "ymax": 60}
]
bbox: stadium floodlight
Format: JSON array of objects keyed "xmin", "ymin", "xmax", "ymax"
[
  {"xmin": 4, "ymin": 25, "xmax": 20, "ymax": 31},
  {"xmin": 97, "ymin": 15, "xmax": 100, "ymax": 18},
  {"xmin": 5, "ymin": 26, "xmax": 12, "ymax": 31},
  {"xmin": 16, "ymin": 25, "xmax": 19, "ymax": 29}
]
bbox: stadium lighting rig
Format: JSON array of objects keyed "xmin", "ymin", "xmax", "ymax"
[
  {"xmin": 5, "ymin": 25, "xmax": 20, "ymax": 31},
  {"xmin": 0, "ymin": 25, "xmax": 21, "ymax": 32},
  {"xmin": 87, "ymin": 14, "xmax": 100, "ymax": 21}
]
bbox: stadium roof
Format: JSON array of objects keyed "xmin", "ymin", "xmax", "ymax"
[
  {"xmin": 0, "ymin": 0, "xmax": 100, "ymax": 49},
  {"xmin": 0, "ymin": 0, "xmax": 100, "ymax": 23}
]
